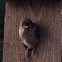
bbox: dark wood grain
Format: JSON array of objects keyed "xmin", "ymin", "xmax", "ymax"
[{"xmin": 3, "ymin": 0, "xmax": 62, "ymax": 62}]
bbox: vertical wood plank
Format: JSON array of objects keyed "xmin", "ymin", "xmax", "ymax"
[{"xmin": 3, "ymin": 0, "xmax": 62, "ymax": 62}]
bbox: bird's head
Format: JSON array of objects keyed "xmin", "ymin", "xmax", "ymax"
[{"xmin": 22, "ymin": 18, "xmax": 33, "ymax": 29}]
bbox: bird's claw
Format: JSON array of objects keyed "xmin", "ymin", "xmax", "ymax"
[
  {"xmin": 26, "ymin": 48, "xmax": 36, "ymax": 57},
  {"xmin": 32, "ymin": 48, "xmax": 36, "ymax": 56},
  {"xmin": 26, "ymin": 48, "xmax": 30, "ymax": 57}
]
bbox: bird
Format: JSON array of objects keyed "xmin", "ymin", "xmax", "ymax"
[{"xmin": 19, "ymin": 18, "xmax": 40, "ymax": 57}]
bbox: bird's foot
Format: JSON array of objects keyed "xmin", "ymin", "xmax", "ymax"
[
  {"xmin": 26, "ymin": 48, "xmax": 31, "ymax": 58},
  {"xmin": 31, "ymin": 48, "xmax": 36, "ymax": 56}
]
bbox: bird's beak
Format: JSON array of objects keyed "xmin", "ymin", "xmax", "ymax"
[{"xmin": 23, "ymin": 26, "xmax": 28, "ymax": 29}]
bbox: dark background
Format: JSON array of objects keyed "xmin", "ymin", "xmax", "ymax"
[{"xmin": 0, "ymin": 0, "xmax": 5, "ymax": 62}]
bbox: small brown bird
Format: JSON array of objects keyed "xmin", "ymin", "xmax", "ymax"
[{"xmin": 19, "ymin": 18, "xmax": 40, "ymax": 56}]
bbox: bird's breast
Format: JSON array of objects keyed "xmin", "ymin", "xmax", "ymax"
[{"xmin": 19, "ymin": 27, "xmax": 39, "ymax": 48}]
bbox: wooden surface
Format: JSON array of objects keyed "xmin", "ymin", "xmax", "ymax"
[{"xmin": 3, "ymin": 0, "xmax": 62, "ymax": 62}]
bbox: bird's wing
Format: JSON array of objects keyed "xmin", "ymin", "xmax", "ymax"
[{"xmin": 33, "ymin": 24, "xmax": 40, "ymax": 39}]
